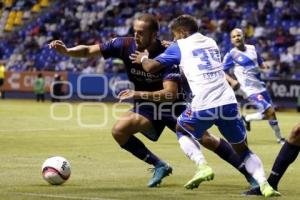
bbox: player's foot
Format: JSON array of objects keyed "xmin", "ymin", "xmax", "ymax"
[
  {"xmin": 184, "ymin": 163, "xmax": 214, "ymax": 190},
  {"xmin": 259, "ymin": 181, "xmax": 281, "ymax": 197},
  {"xmin": 147, "ymin": 162, "xmax": 172, "ymax": 187},
  {"xmin": 277, "ymin": 137, "xmax": 285, "ymax": 145},
  {"xmin": 242, "ymin": 186, "xmax": 262, "ymax": 196},
  {"xmin": 242, "ymin": 116, "xmax": 251, "ymax": 131},
  {"xmin": 245, "ymin": 174, "xmax": 259, "ymax": 188}
]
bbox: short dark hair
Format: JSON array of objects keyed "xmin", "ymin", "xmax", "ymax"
[
  {"xmin": 136, "ymin": 13, "xmax": 159, "ymax": 32},
  {"xmin": 169, "ymin": 15, "xmax": 198, "ymax": 33}
]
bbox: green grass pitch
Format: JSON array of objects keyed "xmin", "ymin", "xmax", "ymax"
[{"xmin": 0, "ymin": 100, "xmax": 299, "ymax": 200}]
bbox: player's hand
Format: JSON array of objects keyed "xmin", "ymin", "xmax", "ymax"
[
  {"xmin": 129, "ymin": 50, "xmax": 149, "ymax": 64},
  {"xmin": 260, "ymin": 63, "xmax": 270, "ymax": 69},
  {"xmin": 117, "ymin": 89, "xmax": 137, "ymax": 102},
  {"xmin": 231, "ymin": 80, "xmax": 240, "ymax": 91},
  {"xmin": 161, "ymin": 40, "xmax": 173, "ymax": 47},
  {"xmin": 48, "ymin": 40, "xmax": 68, "ymax": 55}
]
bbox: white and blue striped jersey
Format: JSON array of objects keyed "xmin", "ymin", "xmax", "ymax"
[
  {"xmin": 155, "ymin": 33, "xmax": 236, "ymax": 111},
  {"xmin": 223, "ymin": 44, "xmax": 266, "ymax": 98}
]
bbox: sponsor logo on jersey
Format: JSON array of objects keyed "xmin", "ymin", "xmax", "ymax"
[
  {"xmin": 257, "ymin": 94, "xmax": 264, "ymax": 101},
  {"xmin": 130, "ymin": 68, "xmax": 160, "ymax": 79},
  {"xmin": 185, "ymin": 108, "xmax": 192, "ymax": 118}
]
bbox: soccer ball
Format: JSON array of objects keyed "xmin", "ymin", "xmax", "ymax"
[{"xmin": 42, "ymin": 156, "xmax": 71, "ymax": 185}]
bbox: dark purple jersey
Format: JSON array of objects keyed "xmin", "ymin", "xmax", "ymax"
[
  {"xmin": 100, "ymin": 37, "xmax": 184, "ymax": 140},
  {"xmin": 99, "ymin": 37, "xmax": 181, "ymax": 94}
]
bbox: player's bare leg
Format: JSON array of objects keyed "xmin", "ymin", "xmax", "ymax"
[{"xmin": 112, "ymin": 111, "xmax": 172, "ymax": 187}]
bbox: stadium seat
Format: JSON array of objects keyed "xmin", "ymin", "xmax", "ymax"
[
  {"xmin": 4, "ymin": 0, "xmax": 14, "ymax": 8},
  {"xmin": 0, "ymin": 0, "xmax": 298, "ymax": 74},
  {"xmin": 32, "ymin": 4, "xmax": 41, "ymax": 13},
  {"xmin": 40, "ymin": 0, "xmax": 49, "ymax": 7},
  {"xmin": 4, "ymin": 23, "xmax": 13, "ymax": 32},
  {"xmin": 13, "ymin": 11, "xmax": 23, "ymax": 25}
]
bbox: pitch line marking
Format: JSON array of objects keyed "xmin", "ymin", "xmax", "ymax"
[
  {"xmin": 13, "ymin": 192, "xmax": 118, "ymax": 200},
  {"xmin": 0, "ymin": 127, "xmax": 110, "ymax": 133}
]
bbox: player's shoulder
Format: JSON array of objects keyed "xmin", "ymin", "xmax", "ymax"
[
  {"xmin": 111, "ymin": 37, "xmax": 134, "ymax": 44},
  {"xmin": 226, "ymin": 47, "xmax": 236, "ymax": 56},
  {"xmin": 245, "ymin": 44, "xmax": 256, "ymax": 51}
]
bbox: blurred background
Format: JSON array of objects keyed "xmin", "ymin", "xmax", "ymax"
[{"xmin": 0, "ymin": 0, "xmax": 299, "ymax": 109}]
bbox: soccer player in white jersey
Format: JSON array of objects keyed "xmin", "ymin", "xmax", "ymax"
[
  {"xmin": 130, "ymin": 15, "xmax": 280, "ymax": 197},
  {"xmin": 223, "ymin": 28, "xmax": 285, "ymax": 144}
]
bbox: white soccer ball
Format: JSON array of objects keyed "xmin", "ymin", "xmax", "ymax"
[{"xmin": 42, "ymin": 156, "xmax": 71, "ymax": 185}]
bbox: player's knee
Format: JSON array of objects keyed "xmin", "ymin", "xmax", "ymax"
[
  {"xmin": 175, "ymin": 124, "xmax": 183, "ymax": 133},
  {"xmin": 200, "ymin": 132, "xmax": 219, "ymax": 151},
  {"xmin": 231, "ymin": 140, "xmax": 249, "ymax": 155},
  {"xmin": 288, "ymin": 123, "xmax": 300, "ymax": 145},
  {"xmin": 264, "ymin": 107, "xmax": 275, "ymax": 119},
  {"xmin": 112, "ymin": 124, "xmax": 126, "ymax": 141}
]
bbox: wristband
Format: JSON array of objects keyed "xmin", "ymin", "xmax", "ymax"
[{"xmin": 140, "ymin": 55, "xmax": 148, "ymax": 63}]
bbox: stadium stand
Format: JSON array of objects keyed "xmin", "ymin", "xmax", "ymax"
[{"xmin": 0, "ymin": 0, "xmax": 299, "ymax": 79}]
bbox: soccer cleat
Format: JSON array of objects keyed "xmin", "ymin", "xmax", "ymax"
[
  {"xmin": 184, "ymin": 163, "xmax": 214, "ymax": 190},
  {"xmin": 242, "ymin": 116, "xmax": 251, "ymax": 131},
  {"xmin": 245, "ymin": 174, "xmax": 259, "ymax": 188},
  {"xmin": 242, "ymin": 186, "xmax": 262, "ymax": 196},
  {"xmin": 259, "ymin": 181, "xmax": 281, "ymax": 197},
  {"xmin": 147, "ymin": 162, "xmax": 172, "ymax": 187},
  {"xmin": 277, "ymin": 138, "xmax": 285, "ymax": 145}
]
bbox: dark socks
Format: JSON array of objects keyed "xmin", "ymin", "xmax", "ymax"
[
  {"xmin": 268, "ymin": 142, "xmax": 300, "ymax": 190},
  {"xmin": 121, "ymin": 136, "xmax": 161, "ymax": 166},
  {"xmin": 214, "ymin": 139, "xmax": 249, "ymax": 176}
]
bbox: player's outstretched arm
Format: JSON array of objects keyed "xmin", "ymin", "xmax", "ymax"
[
  {"xmin": 130, "ymin": 50, "xmax": 163, "ymax": 73},
  {"xmin": 161, "ymin": 40, "xmax": 173, "ymax": 48},
  {"xmin": 225, "ymin": 73, "xmax": 240, "ymax": 91},
  {"xmin": 118, "ymin": 80, "xmax": 178, "ymax": 102},
  {"xmin": 49, "ymin": 40, "xmax": 101, "ymax": 58}
]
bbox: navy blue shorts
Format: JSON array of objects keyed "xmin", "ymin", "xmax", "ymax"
[
  {"xmin": 177, "ymin": 103, "xmax": 246, "ymax": 144},
  {"xmin": 131, "ymin": 102, "xmax": 186, "ymax": 141}
]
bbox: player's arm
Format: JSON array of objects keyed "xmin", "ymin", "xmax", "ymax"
[
  {"xmin": 161, "ymin": 40, "xmax": 173, "ymax": 48},
  {"xmin": 225, "ymin": 73, "xmax": 240, "ymax": 91},
  {"xmin": 130, "ymin": 50, "xmax": 164, "ymax": 73},
  {"xmin": 255, "ymin": 48, "xmax": 270, "ymax": 69},
  {"xmin": 130, "ymin": 43, "xmax": 180, "ymax": 73},
  {"xmin": 259, "ymin": 62, "xmax": 270, "ymax": 69},
  {"xmin": 49, "ymin": 40, "xmax": 101, "ymax": 58},
  {"xmin": 118, "ymin": 80, "xmax": 178, "ymax": 102},
  {"xmin": 223, "ymin": 52, "xmax": 240, "ymax": 90}
]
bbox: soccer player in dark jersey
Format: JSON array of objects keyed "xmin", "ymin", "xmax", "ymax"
[
  {"xmin": 244, "ymin": 123, "xmax": 300, "ymax": 196},
  {"xmin": 49, "ymin": 13, "xmax": 256, "ymax": 188}
]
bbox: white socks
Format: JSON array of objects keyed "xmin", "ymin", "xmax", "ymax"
[
  {"xmin": 245, "ymin": 112, "xmax": 264, "ymax": 121},
  {"xmin": 244, "ymin": 153, "xmax": 267, "ymax": 185},
  {"xmin": 178, "ymin": 135, "xmax": 207, "ymax": 165},
  {"xmin": 269, "ymin": 120, "xmax": 283, "ymax": 140}
]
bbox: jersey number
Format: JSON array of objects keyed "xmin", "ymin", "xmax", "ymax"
[{"xmin": 192, "ymin": 48, "xmax": 220, "ymax": 69}]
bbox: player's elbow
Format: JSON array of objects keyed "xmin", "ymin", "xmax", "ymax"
[
  {"xmin": 85, "ymin": 45, "xmax": 100, "ymax": 58},
  {"xmin": 143, "ymin": 61, "xmax": 162, "ymax": 73},
  {"xmin": 162, "ymin": 90, "xmax": 177, "ymax": 102},
  {"xmin": 144, "ymin": 64, "xmax": 157, "ymax": 73}
]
